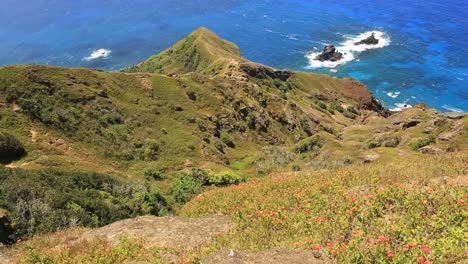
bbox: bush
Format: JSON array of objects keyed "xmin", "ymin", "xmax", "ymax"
[
  {"xmin": 143, "ymin": 168, "xmax": 164, "ymax": 181},
  {"xmin": 208, "ymin": 171, "xmax": 242, "ymax": 186},
  {"xmin": 411, "ymin": 136, "xmax": 435, "ymax": 151},
  {"xmin": 382, "ymin": 136, "xmax": 400, "ymax": 147},
  {"xmin": 220, "ymin": 131, "xmax": 235, "ymax": 148},
  {"xmin": 139, "ymin": 139, "xmax": 159, "ymax": 160},
  {"xmin": 366, "ymin": 136, "xmax": 400, "ymax": 149},
  {"xmin": 315, "ymin": 100, "xmax": 327, "ymax": 110},
  {"xmin": 294, "ymin": 136, "xmax": 322, "ymax": 153},
  {"xmin": 0, "ymin": 167, "xmax": 168, "ymax": 242},
  {"xmin": 214, "ymin": 141, "xmax": 225, "ymax": 153},
  {"xmin": 329, "ymin": 102, "xmax": 344, "ymax": 114},
  {"xmin": 170, "ymin": 175, "xmax": 202, "ymax": 203},
  {"xmin": 292, "ymin": 164, "xmax": 301, "ymax": 171},
  {"xmin": 0, "ymin": 132, "xmax": 26, "ymax": 163},
  {"xmin": 343, "ymin": 111, "xmax": 356, "ymax": 119},
  {"xmin": 190, "ymin": 168, "xmax": 209, "ymax": 185}
]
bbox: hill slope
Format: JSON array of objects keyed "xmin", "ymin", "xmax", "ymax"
[{"xmin": 0, "ymin": 27, "xmax": 466, "ymax": 263}]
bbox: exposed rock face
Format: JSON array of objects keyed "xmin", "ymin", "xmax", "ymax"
[
  {"xmin": 239, "ymin": 62, "xmax": 292, "ymax": 81},
  {"xmin": 355, "ymin": 33, "xmax": 379, "ymax": 45},
  {"xmin": 77, "ymin": 215, "xmax": 232, "ymax": 249},
  {"xmin": 315, "ymin": 45, "xmax": 343, "ymax": 62}
]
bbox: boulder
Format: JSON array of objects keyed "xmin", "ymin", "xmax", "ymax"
[
  {"xmin": 419, "ymin": 146, "xmax": 443, "ymax": 154},
  {"xmin": 315, "ymin": 45, "xmax": 343, "ymax": 62},
  {"xmin": 354, "ymin": 33, "xmax": 379, "ymax": 45}
]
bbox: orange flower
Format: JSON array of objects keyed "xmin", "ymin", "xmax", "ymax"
[
  {"xmin": 386, "ymin": 251, "xmax": 395, "ymax": 259},
  {"xmin": 314, "ymin": 244, "xmax": 322, "ymax": 250},
  {"xmin": 421, "ymin": 245, "xmax": 431, "ymax": 254}
]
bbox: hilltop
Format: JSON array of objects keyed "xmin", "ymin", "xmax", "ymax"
[{"xmin": 0, "ymin": 27, "xmax": 466, "ymax": 263}]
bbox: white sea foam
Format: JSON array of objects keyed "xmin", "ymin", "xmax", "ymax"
[
  {"xmin": 84, "ymin": 49, "xmax": 111, "ymax": 61},
  {"xmin": 390, "ymin": 103, "xmax": 412, "ymax": 112},
  {"xmin": 442, "ymin": 105, "xmax": 463, "ymax": 112},
  {"xmin": 386, "ymin": 91, "xmax": 400, "ymax": 98},
  {"xmin": 305, "ymin": 31, "xmax": 390, "ymax": 68}
]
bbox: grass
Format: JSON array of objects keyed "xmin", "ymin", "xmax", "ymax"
[{"xmin": 182, "ymin": 152, "xmax": 468, "ymax": 263}]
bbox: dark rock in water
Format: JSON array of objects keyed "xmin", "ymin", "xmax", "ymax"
[
  {"xmin": 315, "ymin": 45, "xmax": 343, "ymax": 62},
  {"xmin": 355, "ymin": 33, "xmax": 379, "ymax": 45}
]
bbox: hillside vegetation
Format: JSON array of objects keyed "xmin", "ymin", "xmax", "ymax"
[{"xmin": 0, "ymin": 27, "xmax": 466, "ymax": 263}]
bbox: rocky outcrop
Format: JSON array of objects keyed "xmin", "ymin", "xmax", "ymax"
[
  {"xmin": 354, "ymin": 33, "xmax": 379, "ymax": 45},
  {"xmin": 315, "ymin": 45, "xmax": 343, "ymax": 62},
  {"xmin": 239, "ymin": 63, "xmax": 292, "ymax": 81}
]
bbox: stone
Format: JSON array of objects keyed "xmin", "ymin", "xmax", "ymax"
[
  {"xmin": 315, "ymin": 45, "xmax": 343, "ymax": 62},
  {"xmin": 354, "ymin": 33, "xmax": 379, "ymax": 45}
]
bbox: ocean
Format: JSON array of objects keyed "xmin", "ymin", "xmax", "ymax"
[{"xmin": 1, "ymin": 0, "xmax": 466, "ymax": 112}]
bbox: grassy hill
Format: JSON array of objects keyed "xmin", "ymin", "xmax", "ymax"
[{"xmin": 0, "ymin": 27, "xmax": 466, "ymax": 263}]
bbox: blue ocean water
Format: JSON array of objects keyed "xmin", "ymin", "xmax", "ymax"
[{"xmin": 0, "ymin": 0, "xmax": 467, "ymax": 111}]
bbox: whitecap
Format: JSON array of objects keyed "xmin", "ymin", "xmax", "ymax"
[
  {"xmin": 442, "ymin": 105, "xmax": 463, "ymax": 112},
  {"xmin": 305, "ymin": 31, "xmax": 390, "ymax": 69},
  {"xmin": 386, "ymin": 92, "xmax": 400, "ymax": 99},
  {"xmin": 390, "ymin": 103, "xmax": 412, "ymax": 112},
  {"xmin": 84, "ymin": 49, "xmax": 111, "ymax": 61},
  {"xmin": 330, "ymin": 69, "xmax": 338, "ymax": 73}
]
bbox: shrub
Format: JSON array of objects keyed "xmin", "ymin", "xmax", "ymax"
[
  {"xmin": 214, "ymin": 141, "xmax": 225, "ymax": 153},
  {"xmin": 190, "ymin": 168, "xmax": 209, "ymax": 185},
  {"xmin": 143, "ymin": 168, "xmax": 164, "ymax": 181},
  {"xmin": 208, "ymin": 171, "xmax": 242, "ymax": 186},
  {"xmin": 220, "ymin": 131, "xmax": 235, "ymax": 148},
  {"xmin": 411, "ymin": 136, "xmax": 435, "ymax": 151},
  {"xmin": 292, "ymin": 164, "xmax": 301, "ymax": 171},
  {"xmin": 140, "ymin": 139, "xmax": 159, "ymax": 160},
  {"xmin": 343, "ymin": 111, "xmax": 356, "ymax": 119},
  {"xmin": 170, "ymin": 175, "xmax": 202, "ymax": 203},
  {"xmin": 294, "ymin": 136, "xmax": 322, "ymax": 153},
  {"xmin": 0, "ymin": 132, "xmax": 26, "ymax": 163},
  {"xmin": 315, "ymin": 100, "xmax": 327, "ymax": 110},
  {"xmin": 300, "ymin": 119, "xmax": 313, "ymax": 136},
  {"xmin": 366, "ymin": 139, "xmax": 382, "ymax": 149},
  {"xmin": 382, "ymin": 136, "xmax": 400, "ymax": 147},
  {"xmin": 0, "ymin": 167, "xmax": 168, "ymax": 242},
  {"xmin": 328, "ymin": 102, "xmax": 344, "ymax": 114}
]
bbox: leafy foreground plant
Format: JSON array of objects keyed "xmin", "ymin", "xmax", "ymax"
[{"xmin": 182, "ymin": 153, "xmax": 468, "ymax": 263}]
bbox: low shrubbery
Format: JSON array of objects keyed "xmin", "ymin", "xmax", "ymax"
[
  {"xmin": 0, "ymin": 132, "xmax": 26, "ymax": 163},
  {"xmin": 365, "ymin": 136, "xmax": 400, "ymax": 149},
  {"xmin": 411, "ymin": 136, "xmax": 436, "ymax": 151},
  {"xmin": 170, "ymin": 175, "xmax": 202, "ymax": 203},
  {"xmin": 0, "ymin": 167, "xmax": 168, "ymax": 242},
  {"xmin": 208, "ymin": 170, "xmax": 242, "ymax": 186},
  {"xmin": 294, "ymin": 135, "xmax": 322, "ymax": 153}
]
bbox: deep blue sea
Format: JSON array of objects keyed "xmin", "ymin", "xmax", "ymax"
[{"xmin": 1, "ymin": 0, "xmax": 467, "ymax": 112}]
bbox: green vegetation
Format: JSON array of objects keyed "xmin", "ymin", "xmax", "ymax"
[
  {"xmin": 170, "ymin": 174, "xmax": 202, "ymax": 203},
  {"xmin": 208, "ymin": 170, "xmax": 242, "ymax": 186},
  {"xmin": 411, "ymin": 136, "xmax": 436, "ymax": 151},
  {"xmin": 183, "ymin": 153, "xmax": 468, "ymax": 263},
  {"xmin": 0, "ymin": 167, "xmax": 168, "ymax": 242},
  {"xmin": 0, "ymin": 132, "xmax": 25, "ymax": 163},
  {"xmin": 365, "ymin": 136, "xmax": 400, "ymax": 149},
  {"xmin": 294, "ymin": 135, "xmax": 322, "ymax": 153}
]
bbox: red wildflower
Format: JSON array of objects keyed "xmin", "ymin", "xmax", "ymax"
[
  {"xmin": 305, "ymin": 239, "xmax": 311, "ymax": 244},
  {"xmin": 417, "ymin": 256, "xmax": 425, "ymax": 263},
  {"xmin": 375, "ymin": 235, "xmax": 388, "ymax": 243},
  {"xmin": 314, "ymin": 244, "xmax": 322, "ymax": 250},
  {"xmin": 458, "ymin": 199, "xmax": 465, "ymax": 205},
  {"xmin": 350, "ymin": 207, "xmax": 357, "ymax": 212},
  {"xmin": 326, "ymin": 242, "xmax": 333, "ymax": 248},
  {"xmin": 293, "ymin": 242, "xmax": 300, "ymax": 247},
  {"xmin": 423, "ymin": 261, "xmax": 432, "ymax": 264},
  {"xmin": 421, "ymin": 245, "xmax": 431, "ymax": 254},
  {"xmin": 386, "ymin": 251, "xmax": 395, "ymax": 259}
]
